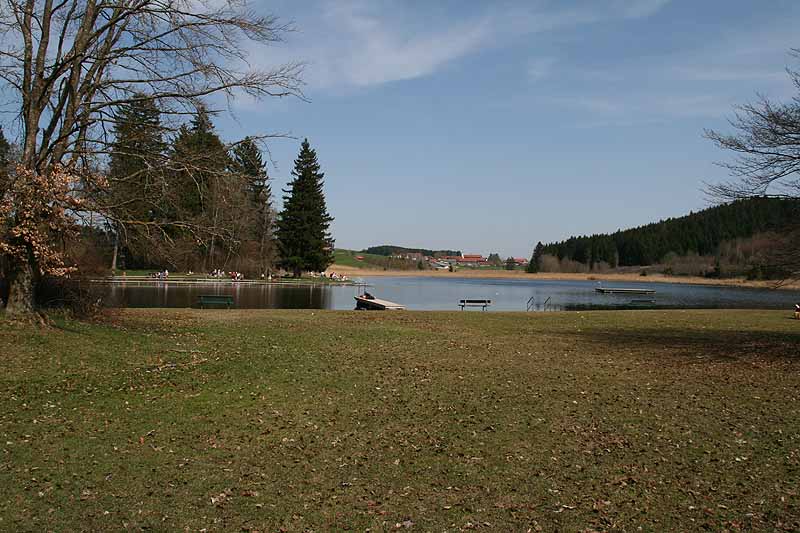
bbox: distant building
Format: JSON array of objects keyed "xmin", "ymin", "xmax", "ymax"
[
  {"xmin": 513, "ymin": 257, "xmax": 529, "ymax": 266},
  {"xmin": 457, "ymin": 254, "xmax": 487, "ymax": 266}
]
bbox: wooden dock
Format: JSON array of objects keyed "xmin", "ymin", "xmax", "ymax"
[
  {"xmin": 595, "ymin": 287, "xmax": 656, "ymax": 295},
  {"xmin": 354, "ymin": 296, "xmax": 406, "ymax": 310}
]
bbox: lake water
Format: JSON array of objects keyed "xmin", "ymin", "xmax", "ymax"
[{"xmin": 102, "ymin": 276, "xmax": 800, "ymax": 311}]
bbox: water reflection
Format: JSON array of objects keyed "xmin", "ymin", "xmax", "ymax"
[
  {"xmin": 100, "ymin": 277, "xmax": 800, "ymax": 311},
  {"xmin": 106, "ymin": 281, "xmax": 340, "ymax": 309}
]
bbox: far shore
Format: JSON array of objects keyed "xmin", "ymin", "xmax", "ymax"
[{"xmin": 327, "ymin": 264, "xmax": 800, "ymax": 291}]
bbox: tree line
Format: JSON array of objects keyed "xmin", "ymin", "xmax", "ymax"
[
  {"xmin": 104, "ymin": 99, "xmax": 332, "ymax": 277},
  {"xmin": 1, "ymin": 99, "xmax": 334, "ymax": 278},
  {"xmin": 0, "ymin": 0, "xmax": 320, "ymax": 316},
  {"xmin": 362, "ymin": 245, "xmax": 462, "ymax": 257},
  {"xmin": 530, "ymin": 197, "xmax": 800, "ymax": 272}
]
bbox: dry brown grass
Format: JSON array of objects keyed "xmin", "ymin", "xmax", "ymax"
[{"xmin": 1, "ymin": 309, "xmax": 799, "ymax": 531}]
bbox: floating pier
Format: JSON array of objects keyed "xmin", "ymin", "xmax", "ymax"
[
  {"xmin": 595, "ymin": 287, "xmax": 656, "ymax": 295},
  {"xmin": 354, "ymin": 295, "xmax": 406, "ymax": 310}
]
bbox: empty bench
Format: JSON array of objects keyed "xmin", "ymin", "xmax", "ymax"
[
  {"xmin": 197, "ymin": 295, "xmax": 235, "ymax": 309},
  {"xmin": 459, "ymin": 299, "xmax": 492, "ymax": 311}
]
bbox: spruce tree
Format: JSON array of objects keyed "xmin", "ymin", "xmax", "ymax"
[
  {"xmin": 276, "ymin": 139, "xmax": 334, "ymax": 277},
  {"xmin": 232, "ymin": 137, "xmax": 274, "ymax": 274},
  {"xmin": 0, "ymin": 125, "xmax": 11, "ymax": 191},
  {"xmin": 109, "ymin": 95, "xmax": 166, "ymax": 221},
  {"xmin": 170, "ymin": 107, "xmax": 230, "ymax": 217},
  {"xmin": 108, "ymin": 96, "xmax": 166, "ymax": 269},
  {"xmin": 527, "ymin": 242, "xmax": 544, "ymax": 273},
  {"xmin": 168, "ymin": 107, "xmax": 235, "ymax": 269},
  {"xmin": 0, "ymin": 125, "xmax": 10, "ymax": 169},
  {"xmin": 232, "ymin": 137, "xmax": 271, "ymax": 204}
]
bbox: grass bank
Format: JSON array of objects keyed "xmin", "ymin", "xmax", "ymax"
[{"xmin": 1, "ymin": 309, "xmax": 799, "ymax": 530}]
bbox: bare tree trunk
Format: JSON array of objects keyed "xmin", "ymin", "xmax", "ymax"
[
  {"xmin": 207, "ymin": 206, "xmax": 220, "ymax": 272},
  {"xmin": 110, "ymin": 230, "xmax": 119, "ymax": 271},
  {"xmin": 6, "ymin": 253, "xmax": 35, "ymax": 316}
]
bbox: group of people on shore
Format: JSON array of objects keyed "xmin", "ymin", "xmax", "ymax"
[
  {"xmin": 208, "ymin": 269, "xmax": 245, "ymax": 281},
  {"xmin": 312, "ymin": 271, "xmax": 349, "ymax": 281},
  {"xmin": 146, "ymin": 268, "xmax": 352, "ymax": 283},
  {"xmin": 211, "ymin": 269, "xmax": 245, "ymax": 281}
]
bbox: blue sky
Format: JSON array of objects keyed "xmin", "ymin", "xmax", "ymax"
[{"xmin": 213, "ymin": 0, "xmax": 800, "ymax": 257}]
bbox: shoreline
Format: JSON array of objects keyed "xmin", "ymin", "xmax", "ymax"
[
  {"xmin": 329, "ymin": 264, "xmax": 800, "ymax": 291},
  {"xmin": 94, "ymin": 276, "xmax": 362, "ymax": 287}
]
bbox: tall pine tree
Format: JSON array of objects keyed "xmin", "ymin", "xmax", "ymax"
[
  {"xmin": 276, "ymin": 139, "xmax": 334, "ymax": 277},
  {"xmin": 0, "ymin": 125, "xmax": 11, "ymax": 193},
  {"xmin": 232, "ymin": 137, "xmax": 274, "ymax": 274},
  {"xmin": 169, "ymin": 106, "xmax": 233, "ymax": 269},
  {"xmin": 527, "ymin": 242, "xmax": 544, "ymax": 273},
  {"xmin": 107, "ymin": 96, "xmax": 167, "ymax": 269},
  {"xmin": 170, "ymin": 107, "xmax": 230, "ymax": 217},
  {"xmin": 0, "ymin": 125, "xmax": 10, "ymax": 169}
]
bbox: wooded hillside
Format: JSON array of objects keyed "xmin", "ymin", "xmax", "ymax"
[{"xmin": 542, "ymin": 197, "xmax": 800, "ymax": 269}]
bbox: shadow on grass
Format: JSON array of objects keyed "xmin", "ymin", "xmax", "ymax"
[
  {"xmin": 50, "ymin": 320, "xmax": 88, "ymax": 335},
  {"xmin": 573, "ymin": 326, "xmax": 800, "ymax": 362}
]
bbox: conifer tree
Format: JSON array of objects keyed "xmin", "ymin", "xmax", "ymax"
[
  {"xmin": 232, "ymin": 137, "xmax": 271, "ymax": 204},
  {"xmin": 0, "ymin": 126, "xmax": 11, "ymax": 193},
  {"xmin": 527, "ymin": 242, "xmax": 544, "ymax": 273},
  {"xmin": 170, "ymin": 107, "xmax": 230, "ymax": 217},
  {"xmin": 276, "ymin": 139, "xmax": 334, "ymax": 277},
  {"xmin": 232, "ymin": 137, "xmax": 274, "ymax": 274},
  {"xmin": 169, "ymin": 107, "xmax": 234, "ymax": 269},
  {"xmin": 0, "ymin": 126, "xmax": 10, "ymax": 170},
  {"xmin": 107, "ymin": 96, "xmax": 167, "ymax": 269}
]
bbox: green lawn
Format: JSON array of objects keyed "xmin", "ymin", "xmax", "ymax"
[
  {"xmin": 1, "ymin": 309, "xmax": 798, "ymax": 531},
  {"xmin": 332, "ymin": 249, "xmax": 387, "ymax": 269}
]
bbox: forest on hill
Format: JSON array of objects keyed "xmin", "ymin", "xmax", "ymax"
[
  {"xmin": 362, "ymin": 245, "xmax": 461, "ymax": 257},
  {"xmin": 538, "ymin": 197, "xmax": 800, "ymax": 277}
]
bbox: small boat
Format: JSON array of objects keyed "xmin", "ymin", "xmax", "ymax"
[{"xmin": 595, "ymin": 287, "xmax": 656, "ymax": 295}]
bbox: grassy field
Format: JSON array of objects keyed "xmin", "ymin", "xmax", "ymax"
[
  {"xmin": 332, "ymin": 249, "xmax": 386, "ymax": 269},
  {"xmin": 1, "ymin": 309, "xmax": 799, "ymax": 531}
]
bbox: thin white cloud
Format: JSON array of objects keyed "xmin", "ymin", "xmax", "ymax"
[
  {"xmin": 247, "ymin": 0, "xmax": 676, "ymax": 91},
  {"xmin": 333, "ymin": 9, "xmax": 493, "ymax": 87}
]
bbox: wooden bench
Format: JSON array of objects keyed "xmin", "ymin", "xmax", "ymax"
[
  {"xmin": 459, "ymin": 299, "xmax": 491, "ymax": 311},
  {"xmin": 197, "ymin": 295, "xmax": 235, "ymax": 309}
]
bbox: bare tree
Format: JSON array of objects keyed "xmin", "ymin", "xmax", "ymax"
[
  {"xmin": 0, "ymin": 0, "xmax": 303, "ymax": 316},
  {"xmin": 705, "ymin": 48, "xmax": 800, "ymax": 281}
]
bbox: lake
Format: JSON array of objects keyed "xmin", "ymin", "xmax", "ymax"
[{"xmin": 102, "ymin": 276, "xmax": 800, "ymax": 311}]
